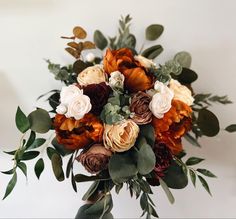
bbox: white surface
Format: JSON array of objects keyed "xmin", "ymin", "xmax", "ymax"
[{"xmin": 0, "ymin": 0, "xmax": 236, "ymax": 218}]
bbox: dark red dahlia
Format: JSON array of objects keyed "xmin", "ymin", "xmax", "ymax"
[
  {"xmin": 83, "ymin": 82, "xmax": 111, "ymax": 115},
  {"xmin": 147, "ymin": 142, "xmax": 173, "ymax": 186}
]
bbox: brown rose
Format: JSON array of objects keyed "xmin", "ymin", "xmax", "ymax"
[
  {"xmin": 53, "ymin": 113, "xmax": 104, "ymax": 150},
  {"xmin": 130, "ymin": 91, "xmax": 152, "ymax": 125},
  {"xmin": 152, "ymin": 100, "xmax": 192, "ymax": 155},
  {"xmin": 103, "ymin": 48, "xmax": 153, "ymax": 93},
  {"xmin": 83, "ymin": 82, "xmax": 111, "ymax": 115},
  {"xmin": 77, "ymin": 144, "xmax": 112, "ymax": 174}
]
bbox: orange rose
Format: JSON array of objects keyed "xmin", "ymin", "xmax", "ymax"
[
  {"xmin": 152, "ymin": 100, "xmax": 192, "ymax": 155},
  {"xmin": 53, "ymin": 113, "xmax": 104, "ymax": 150},
  {"xmin": 103, "ymin": 48, "xmax": 153, "ymax": 92}
]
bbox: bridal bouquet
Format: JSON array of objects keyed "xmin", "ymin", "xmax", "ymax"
[{"xmin": 2, "ymin": 15, "xmax": 236, "ymax": 218}]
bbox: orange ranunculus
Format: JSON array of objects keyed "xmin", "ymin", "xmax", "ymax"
[
  {"xmin": 54, "ymin": 113, "xmax": 104, "ymax": 150},
  {"xmin": 103, "ymin": 48, "xmax": 153, "ymax": 92},
  {"xmin": 152, "ymin": 99, "xmax": 192, "ymax": 155}
]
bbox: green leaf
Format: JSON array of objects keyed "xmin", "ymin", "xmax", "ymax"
[
  {"xmin": 47, "ymin": 147, "xmax": 58, "ymax": 160},
  {"xmin": 27, "ymin": 138, "xmax": 46, "ymax": 150},
  {"xmin": 3, "ymin": 150, "xmax": 16, "ymax": 155},
  {"xmin": 115, "ymin": 183, "xmax": 123, "ymax": 194},
  {"xmin": 18, "ymin": 162, "xmax": 27, "ymax": 178},
  {"xmin": 198, "ymin": 175, "xmax": 212, "ymax": 196},
  {"xmin": 73, "ymin": 60, "xmax": 89, "ymax": 74},
  {"xmin": 94, "ymin": 30, "xmax": 108, "ymax": 50},
  {"xmin": 186, "ymin": 157, "xmax": 205, "ymax": 166},
  {"xmin": 28, "ymin": 108, "xmax": 52, "ymax": 134},
  {"xmin": 108, "ymin": 152, "xmax": 138, "ymax": 184},
  {"xmin": 66, "ymin": 154, "xmax": 73, "ymax": 178},
  {"xmin": 163, "ymin": 161, "xmax": 188, "ymax": 189},
  {"xmin": 25, "ymin": 131, "xmax": 36, "ymax": 149},
  {"xmin": 82, "ymin": 181, "xmax": 100, "ymax": 201},
  {"xmin": 139, "ymin": 124, "xmax": 155, "ymax": 147},
  {"xmin": 197, "ymin": 169, "xmax": 216, "ymax": 178},
  {"xmin": 21, "ymin": 151, "xmax": 40, "ymax": 161},
  {"xmin": 51, "ymin": 137, "xmax": 73, "ymax": 156},
  {"xmin": 85, "ymin": 194, "xmax": 112, "ymax": 216},
  {"xmin": 184, "ymin": 133, "xmax": 201, "ymax": 147},
  {"xmin": 3, "ymin": 172, "xmax": 17, "ymax": 200},
  {"xmin": 75, "ymin": 172, "xmax": 109, "ymax": 183},
  {"xmin": 15, "ymin": 107, "xmax": 30, "ymax": 133},
  {"xmin": 197, "ymin": 109, "xmax": 220, "ymax": 137},
  {"xmin": 51, "ymin": 153, "xmax": 65, "ymax": 182},
  {"xmin": 146, "ymin": 24, "xmax": 164, "ymax": 41},
  {"xmin": 189, "ymin": 169, "xmax": 196, "ymax": 187},
  {"xmin": 34, "ymin": 158, "xmax": 44, "ymax": 179},
  {"xmin": 140, "ymin": 193, "xmax": 148, "ymax": 211},
  {"xmin": 1, "ymin": 169, "xmax": 15, "ymax": 175},
  {"xmin": 137, "ymin": 142, "xmax": 156, "ymax": 175},
  {"xmin": 225, "ymin": 124, "xmax": 236, "ymax": 133},
  {"xmin": 174, "ymin": 51, "xmax": 192, "ymax": 68},
  {"xmin": 141, "ymin": 45, "xmax": 163, "ymax": 59},
  {"xmin": 71, "ymin": 173, "xmax": 77, "ymax": 193},
  {"xmin": 159, "ymin": 178, "xmax": 175, "ymax": 204},
  {"xmin": 177, "ymin": 67, "xmax": 198, "ymax": 84}
]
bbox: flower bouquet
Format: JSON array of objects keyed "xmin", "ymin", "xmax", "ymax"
[{"xmin": 2, "ymin": 15, "xmax": 236, "ymax": 218}]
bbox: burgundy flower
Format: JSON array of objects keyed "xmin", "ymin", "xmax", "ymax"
[
  {"xmin": 147, "ymin": 142, "xmax": 173, "ymax": 186},
  {"xmin": 83, "ymin": 82, "xmax": 111, "ymax": 115}
]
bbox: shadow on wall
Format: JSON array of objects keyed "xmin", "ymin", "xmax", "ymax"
[{"xmin": 0, "ymin": 72, "xmax": 21, "ymax": 149}]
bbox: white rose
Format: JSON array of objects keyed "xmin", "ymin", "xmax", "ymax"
[
  {"xmin": 134, "ymin": 55, "xmax": 156, "ymax": 69},
  {"xmin": 60, "ymin": 85, "xmax": 83, "ymax": 105},
  {"xmin": 65, "ymin": 94, "xmax": 92, "ymax": 120},
  {"xmin": 77, "ymin": 65, "xmax": 107, "ymax": 86},
  {"xmin": 108, "ymin": 71, "xmax": 125, "ymax": 90},
  {"xmin": 169, "ymin": 79, "xmax": 194, "ymax": 106},
  {"xmin": 149, "ymin": 82, "xmax": 174, "ymax": 119},
  {"xmin": 56, "ymin": 104, "xmax": 67, "ymax": 114},
  {"xmin": 85, "ymin": 52, "xmax": 95, "ymax": 62}
]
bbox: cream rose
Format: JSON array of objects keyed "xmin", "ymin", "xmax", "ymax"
[
  {"xmin": 60, "ymin": 84, "xmax": 83, "ymax": 105},
  {"xmin": 149, "ymin": 81, "xmax": 174, "ymax": 119},
  {"xmin": 103, "ymin": 120, "xmax": 139, "ymax": 152},
  {"xmin": 108, "ymin": 71, "xmax": 125, "ymax": 90},
  {"xmin": 65, "ymin": 94, "xmax": 92, "ymax": 120},
  {"xmin": 169, "ymin": 79, "xmax": 194, "ymax": 106},
  {"xmin": 134, "ymin": 55, "xmax": 156, "ymax": 69},
  {"xmin": 56, "ymin": 104, "xmax": 67, "ymax": 115},
  {"xmin": 77, "ymin": 65, "xmax": 107, "ymax": 86}
]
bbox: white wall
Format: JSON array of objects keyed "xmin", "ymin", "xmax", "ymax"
[{"xmin": 0, "ymin": 0, "xmax": 236, "ymax": 218}]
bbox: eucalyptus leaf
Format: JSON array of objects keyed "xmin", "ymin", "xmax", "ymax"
[
  {"xmin": 15, "ymin": 107, "xmax": 30, "ymax": 133},
  {"xmin": 108, "ymin": 152, "xmax": 138, "ymax": 184},
  {"xmin": 197, "ymin": 109, "xmax": 220, "ymax": 137},
  {"xmin": 174, "ymin": 51, "xmax": 192, "ymax": 68},
  {"xmin": 137, "ymin": 142, "xmax": 156, "ymax": 175},
  {"xmin": 34, "ymin": 158, "xmax": 44, "ymax": 179},
  {"xmin": 177, "ymin": 68, "xmax": 198, "ymax": 84},
  {"xmin": 163, "ymin": 161, "xmax": 188, "ymax": 189},
  {"xmin": 94, "ymin": 30, "xmax": 108, "ymax": 50},
  {"xmin": 141, "ymin": 45, "xmax": 163, "ymax": 59},
  {"xmin": 146, "ymin": 24, "xmax": 164, "ymax": 41},
  {"xmin": 139, "ymin": 124, "xmax": 155, "ymax": 147},
  {"xmin": 28, "ymin": 108, "xmax": 51, "ymax": 134},
  {"xmin": 51, "ymin": 153, "xmax": 65, "ymax": 181}
]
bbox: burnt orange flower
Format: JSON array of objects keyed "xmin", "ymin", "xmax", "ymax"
[
  {"xmin": 103, "ymin": 48, "xmax": 153, "ymax": 92},
  {"xmin": 152, "ymin": 100, "xmax": 192, "ymax": 155},
  {"xmin": 53, "ymin": 113, "xmax": 104, "ymax": 150}
]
